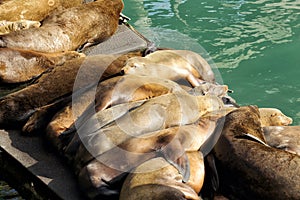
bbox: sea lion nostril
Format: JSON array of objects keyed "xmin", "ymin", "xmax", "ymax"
[{"xmin": 120, "ymin": 69, "xmax": 125, "ymax": 75}]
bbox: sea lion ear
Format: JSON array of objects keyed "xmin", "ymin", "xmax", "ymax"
[{"xmin": 160, "ymin": 138, "xmax": 190, "ymax": 182}]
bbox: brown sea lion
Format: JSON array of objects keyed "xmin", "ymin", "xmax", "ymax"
[
  {"xmin": 213, "ymin": 106, "xmax": 300, "ymax": 200},
  {"xmin": 0, "ymin": 51, "xmax": 143, "ymax": 128},
  {"xmin": 122, "ymin": 50, "xmax": 215, "ymax": 86},
  {"xmin": 0, "ymin": 47, "xmax": 83, "ymax": 83},
  {"xmin": 0, "ymin": 0, "xmax": 123, "ymax": 52},
  {"xmin": 0, "ymin": 0, "xmax": 83, "ymax": 21},
  {"xmin": 120, "ymin": 154, "xmax": 204, "ymax": 200},
  {"xmin": 259, "ymin": 108, "xmax": 293, "ymax": 126},
  {"xmin": 263, "ymin": 126, "xmax": 300, "ymax": 156},
  {"xmin": 76, "ymin": 93, "xmax": 224, "ymax": 160},
  {"xmin": 0, "ymin": 20, "xmax": 40, "ymax": 35}
]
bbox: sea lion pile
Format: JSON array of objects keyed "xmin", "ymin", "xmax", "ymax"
[{"xmin": 0, "ymin": 0, "xmax": 299, "ymax": 200}]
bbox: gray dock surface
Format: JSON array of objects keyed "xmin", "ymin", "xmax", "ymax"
[{"xmin": 0, "ymin": 129, "xmax": 82, "ymax": 200}]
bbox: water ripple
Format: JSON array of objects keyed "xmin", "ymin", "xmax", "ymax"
[{"xmin": 129, "ymin": 0, "xmax": 300, "ymax": 69}]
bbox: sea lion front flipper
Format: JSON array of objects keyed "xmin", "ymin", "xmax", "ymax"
[
  {"xmin": 240, "ymin": 132, "xmax": 270, "ymax": 147},
  {"xmin": 160, "ymin": 138, "xmax": 190, "ymax": 183}
]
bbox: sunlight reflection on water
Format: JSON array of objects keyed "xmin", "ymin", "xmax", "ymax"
[{"xmin": 127, "ymin": 0, "xmax": 300, "ymax": 69}]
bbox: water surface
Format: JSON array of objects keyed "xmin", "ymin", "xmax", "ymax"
[{"xmin": 123, "ymin": 0, "xmax": 300, "ymax": 124}]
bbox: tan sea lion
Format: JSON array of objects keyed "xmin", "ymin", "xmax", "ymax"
[
  {"xmin": 71, "ymin": 103, "xmax": 231, "ymax": 199},
  {"xmin": 45, "ymin": 74, "xmax": 186, "ymax": 149},
  {"xmin": 0, "ymin": 20, "xmax": 40, "ymax": 35},
  {"xmin": 0, "ymin": 0, "xmax": 83, "ymax": 21},
  {"xmin": 62, "ymin": 92, "xmax": 224, "ymax": 159},
  {"xmin": 23, "ymin": 75, "xmax": 186, "ymax": 146},
  {"xmin": 213, "ymin": 106, "xmax": 300, "ymax": 199},
  {"xmin": 72, "ymin": 113, "xmax": 217, "ymax": 178},
  {"xmin": 0, "ymin": 51, "xmax": 143, "ymax": 128},
  {"xmin": 62, "ymin": 100, "xmax": 147, "ymax": 159},
  {"xmin": 122, "ymin": 50, "xmax": 215, "ymax": 86},
  {"xmin": 70, "ymin": 74, "xmax": 188, "ymax": 133},
  {"xmin": 75, "ymin": 113, "xmax": 225, "ymax": 199},
  {"xmin": 0, "ymin": 0, "xmax": 123, "ymax": 52},
  {"xmin": 0, "ymin": 47, "xmax": 83, "ymax": 83},
  {"xmin": 120, "ymin": 154, "xmax": 204, "ymax": 200},
  {"xmin": 259, "ymin": 108, "xmax": 293, "ymax": 126},
  {"xmin": 263, "ymin": 126, "xmax": 300, "ymax": 156},
  {"xmin": 76, "ymin": 93, "xmax": 224, "ymax": 160}
]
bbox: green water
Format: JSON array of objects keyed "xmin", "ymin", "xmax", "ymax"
[{"xmin": 123, "ymin": 0, "xmax": 300, "ymax": 125}]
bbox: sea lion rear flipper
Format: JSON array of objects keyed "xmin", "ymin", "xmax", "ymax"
[{"xmin": 160, "ymin": 139, "xmax": 190, "ymax": 182}]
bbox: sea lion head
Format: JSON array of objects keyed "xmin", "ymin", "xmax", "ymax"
[
  {"xmin": 189, "ymin": 83, "xmax": 228, "ymax": 97},
  {"xmin": 224, "ymin": 105, "xmax": 266, "ymax": 143},
  {"xmin": 122, "ymin": 57, "xmax": 147, "ymax": 75},
  {"xmin": 259, "ymin": 108, "xmax": 293, "ymax": 126}
]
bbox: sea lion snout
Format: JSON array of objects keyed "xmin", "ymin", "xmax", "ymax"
[{"xmin": 278, "ymin": 115, "xmax": 293, "ymax": 126}]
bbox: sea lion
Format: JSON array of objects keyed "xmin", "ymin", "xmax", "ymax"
[
  {"xmin": 120, "ymin": 154, "xmax": 204, "ymax": 200},
  {"xmin": 259, "ymin": 108, "xmax": 293, "ymax": 126},
  {"xmin": 0, "ymin": 51, "xmax": 143, "ymax": 128},
  {"xmin": 72, "ymin": 112, "xmax": 218, "ymax": 177},
  {"xmin": 71, "ymin": 74, "xmax": 189, "ymax": 133},
  {"xmin": 0, "ymin": 20, "xmax": 40, "ymax": 35},
  {"xmin": 70, "ymin": 99, "xmax": 228, "ymax": 199},
  {"xmin": 263, "ymin": 126, "xmax": 300, "ymax": 156},
  {"xmin": 24, "ymin": 75, "xmax": 187, "ymax": 146},
  {"xmin": 0, "ymin": 0, "xmax": 123, "ymax": 52},
  {"xmin": 213, "ymin": 106, "xmax": 300, "ymax": 200},
  {"xmin": 62, "ymin": 100, "xmax": 148, "ymax": 160},
  {"xmin": 74, "ymin": 107, "xmax": 232, "ymax": 199},
  {"xmin": 75, "ymin": 93, "xmax": 223, "ymax": 160},
  {"xmin": 42, "ymin": 88, "xmax": 96, "ymax": 150},
  {"xmin": 122, "ymin": 50, "xmax": 215, "ymax": 86},
  {"xmin": 0, "ymin": 47, "xmax": 83, "ymax": 83},
  {"xmin": 0, "ymin": 0, "xmax": 83, "ymax": 21}
]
